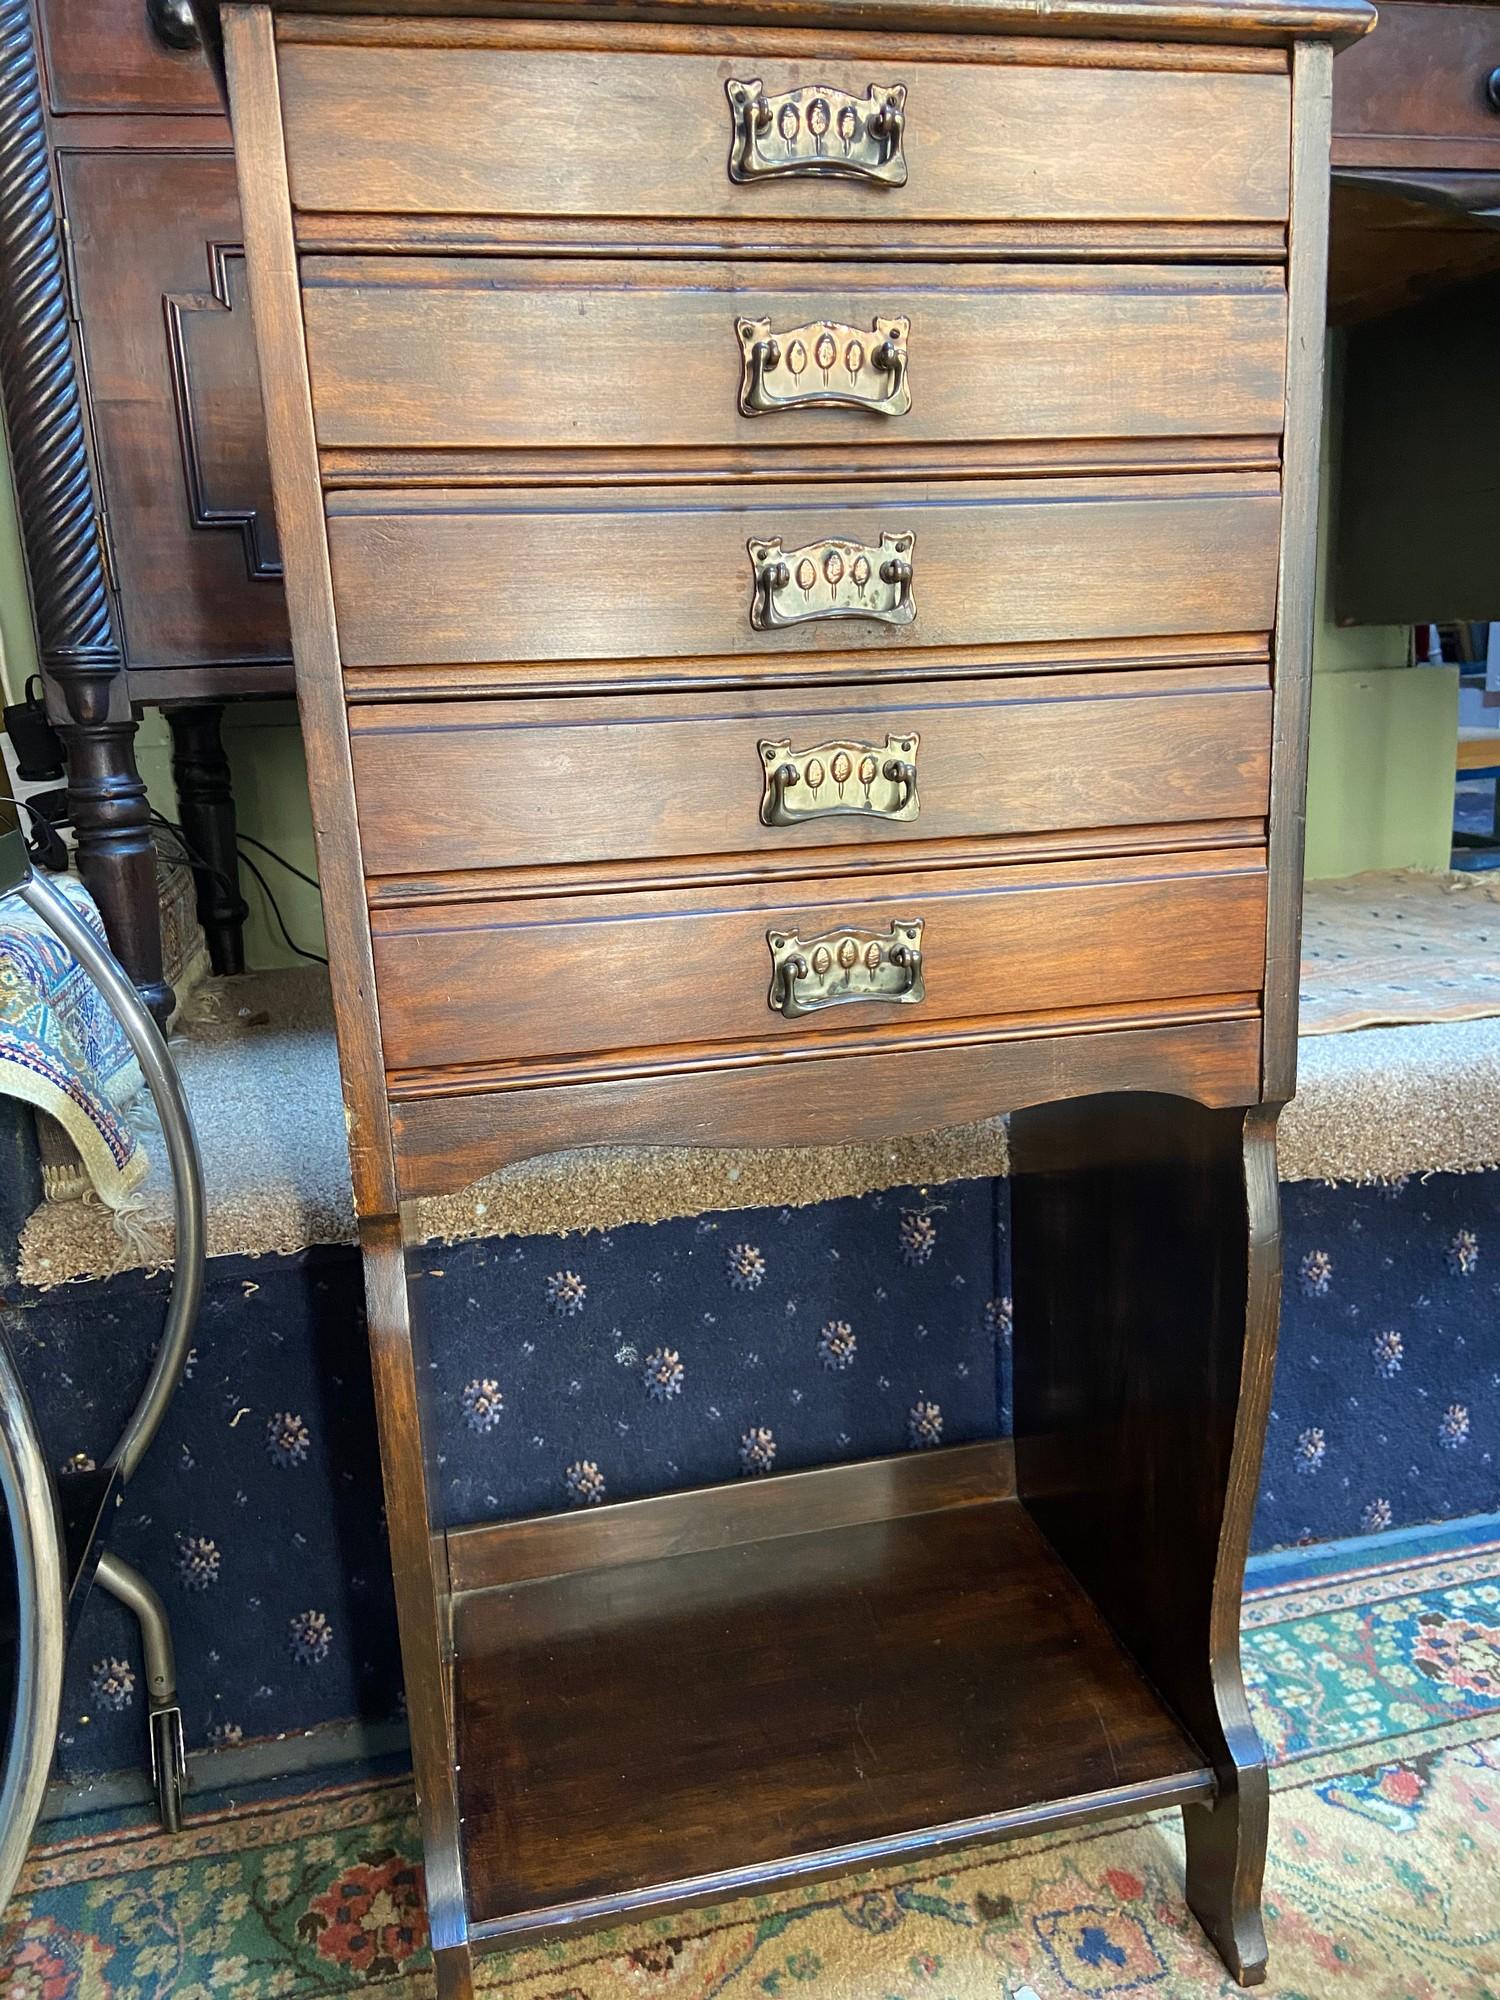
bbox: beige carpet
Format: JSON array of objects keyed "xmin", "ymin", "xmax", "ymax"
[
  {"xmin": 1300, "ymin": 869, "xmax": 1500, "ymax": 1034},
  {"xmin": 20, "ymin": 870, "xmax": 1500, "ymax": 1287}
]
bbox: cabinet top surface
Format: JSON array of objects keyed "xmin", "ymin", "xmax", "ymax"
[{"xmin": 204, "ymin": 0, "xmax": 1376, "ymax": 50}]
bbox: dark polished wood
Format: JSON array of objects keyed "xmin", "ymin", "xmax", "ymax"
[
  {"xmin": 326, "ymin": 474, "xmax": 1282, "ymax": 674},
  {"xmin": 0, "ymin": 0, "xmax": 171, "ymax": 1019},
  {"xmin": 165, "ymin": 704, "xmax": 249, "ymax": 973},
  {"xmin": 212, "ymin": 0, "xmax": 1365, "ymax": 1986},
  {"xmin": 1332, "ymin": 0, "xmax": 1500, "ymax": 172},
  {"xmin": 0, "ymin": 0, "xmax": 297, "ymax": 994},
  {"xmin": 370, "ymin": 848, "xmax": 1268, "ymax": 1079},
  {"xmin": 1010, "ymin": 1094, "xmax": 1281, "ymax": 1984},
  {"xmin": 304, "ymin": 257, "xmax": 1288, "ymax": 456},
  {"xmin": 448, "ymin": 1437, "xmax": 1015, "ymax": 1593},
  {"xmin": 350, "ymin": 667, "xmax": 1272, "ymax": 881},
  {"xmin": 58, "ymin": 150, "xmax": 291, "ymax": 676},
  {"xmin": 278, "ymin": 28, "xmax": 1292, "ymax": 225},
  {"xmin": 1329, "ymin": 2, "xmax": 1500, "ymax": 322},
  {"xmin": 390, "ymin": 1015, "xmax": 1264, "ymax": 1196},
  {"xmin": 454, "ymin": 1476, "xmax": 1214, "ymax": 1938}
]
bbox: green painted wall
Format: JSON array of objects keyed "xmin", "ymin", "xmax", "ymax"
[{"xmin": 1302, "ymin": 333, "xmax": 1458, "ymax": 879}]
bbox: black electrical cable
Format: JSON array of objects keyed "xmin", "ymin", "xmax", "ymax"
[
  {"xmin": 236, "ymin": 832, "xmax": 320, "ymax": 893},
  {"xmin": 148, "ymin": 810, "xmax": 328, "ymax": 967}
]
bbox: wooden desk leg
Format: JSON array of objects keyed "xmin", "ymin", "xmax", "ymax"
[
  {"xmin": 0, "ymin": 0, "xmax": 171, "ymax": 1023},
  {"xmin": 1009, "ymin": 1093, "xmax": 1280, "ymax": 1987},
  {"xmin": 166, "ymin": 704, "xmax": 250, "ymax": 975}
]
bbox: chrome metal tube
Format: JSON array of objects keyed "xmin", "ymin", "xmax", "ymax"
[
  {"xmin": 16, "ymin": 867, "xmax": 205, "ymax": 1482},
  {"xmin": 0, "ymin": 1339, "xmax": 67, "ymax": 1912}
]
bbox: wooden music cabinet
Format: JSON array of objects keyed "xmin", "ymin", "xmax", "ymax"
[{"xmin": 197, "ymin": 0, "xmax": 1372, "ymax": 1988}]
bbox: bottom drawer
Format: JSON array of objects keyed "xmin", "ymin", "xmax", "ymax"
[{"xmin": 372, "ymin": 848, "xmax": 1267, "ymax": 1082}]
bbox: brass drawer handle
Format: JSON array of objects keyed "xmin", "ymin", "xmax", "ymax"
[
  {"xmin": 760, "ymin": 732, "xmax": 920, "ymax": 826},
  {"xmin": 768, "ymin": 917, "xmax": 924, "ymax": 1019},
  {"xmin": 748, "ymin": 532, "xmax": 915, "ymax": 631},
  {"xmin": 726, "ymin": 79, "xmax": 908, "ymax": 186},
  {"xmin": 737, "ymin": 315, "xmax": 910, "ymax": 418}
]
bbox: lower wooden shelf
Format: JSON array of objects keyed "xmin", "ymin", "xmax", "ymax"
[{"xmin": 451, "ymin": 1447, "xmax": 1214, "ymax": 1942}]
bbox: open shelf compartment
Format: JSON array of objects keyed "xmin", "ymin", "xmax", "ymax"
[{"xmin": 447, "ymin": 1441, "xmax": 1214, "ymax": 1941}]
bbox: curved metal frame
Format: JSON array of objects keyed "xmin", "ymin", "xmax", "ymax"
[
  {"xmin": 16, "ymin": 864, "xmax": 204, "ymax": 1481},
  {"xmin": 0, "ymin": 1339, "xmax": 67, "ymax": 1913},
  {"xmin": 0, "ymin": 840, "xmax": 207, "ymax": 1866}
]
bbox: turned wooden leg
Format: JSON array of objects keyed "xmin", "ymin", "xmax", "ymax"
[
  {"xmin": 1009, "ymin": 1093, "xmax": 1281, "ymax": 1989},
  {"xmin": 166, "ymin": 703, "xmax": 249, "ymax": 975},
  {"xmin": 0, "ymin": 0, "xmax": 170, "ymax": 1022},
  {"xmin": 54, "ymin": 679, "xmax": 173, "ymax": 1024}
]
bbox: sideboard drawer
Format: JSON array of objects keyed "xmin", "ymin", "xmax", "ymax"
[
  {"xmin": 350, "ymin": 668, "xmax": 1272, "ymax": 882},
  {"xmin": 370, "ymin": 849, "xmax": 1267, "ymax": 1077},
  {"xmin": 304, "ymin": 260, "xmax": 1287, "ymax": 454},
  {"xmin": 277, "ymin": 35, "xmax": 1291, "ymax": 226},
  {"xmin": 326, "ymin": 474, "xmax": 1281, "ymax": 671}
]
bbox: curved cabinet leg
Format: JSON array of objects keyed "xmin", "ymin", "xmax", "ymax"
[
  {"xmin": 433, "ymin": 1941, "xmax": 475, "ymax": 1999},
  {"xmin": 1009, "ymin": 1093, "xmax": 1281, "ymax": 1989},
  {"xmin": 1184, "ymin": 1767, "xmax": 1270, "ymax": 1985}
]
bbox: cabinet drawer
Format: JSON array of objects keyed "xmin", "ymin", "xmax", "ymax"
[
  {"xmin": 370, "ymin": 849, "xmax": 1267, "ymax": 1077},
  {"xmin": 327, "ymin": 474, "xmax": 1281, "ymax": 672},
  {"xmin": 277, "ymin": 34, "xmax": 1290, "ymax": 226},
  {"xmin": 1332, "ymin": 2, "xmax": 1500, "ymax": 167},
  {"xmin": 350, "ymin": 669, "xmax": 1272, "ymax": 882},
  {"xmin": 304, "ymin": 261, "xmax": 1287, "ymax": 455}
]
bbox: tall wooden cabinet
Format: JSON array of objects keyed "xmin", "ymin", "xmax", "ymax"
[
  {"xmin": 0, "ymin": 0, "xmax": 291, "ymax": 1008},
  {"xmin": 199, "ymin": 0, "xmax": 1372, "ymax": 1992}
]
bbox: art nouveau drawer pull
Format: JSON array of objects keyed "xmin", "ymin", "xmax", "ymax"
[
  {"xmin": 767, "ymin": 918, "xmax": 924, "ymax": 1019},
  {"xmin": 737, "ymin": 315, "xmax": 910, "ymax": 418},
  {"xmin": 748, "ymin": 532, "xmax": 915, "ymax": 631},
  {"xmin": 759, "ymin": 733, "xmax": 919, "ymax": 826},
  {"xmin": 726, "ymin": 80, "xmax": 908, "ymax": 186}
]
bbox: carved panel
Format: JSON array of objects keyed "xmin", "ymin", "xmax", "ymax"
[
  {"xmin": 59, "ymin": 149, "xmax": 290, "ymax": 678},
  {"xmin": 165, "ymin": 242, "xmax": 281, "ymax": 579}
]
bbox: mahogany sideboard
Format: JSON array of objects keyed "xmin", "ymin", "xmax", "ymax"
[
  {"xmin": 196, "ymin": 0, "xmax": 1371, "ymax": 1990},
  {"xmin": 0, "ymin": 0, "xmax": 292, "ymax": 1012}
]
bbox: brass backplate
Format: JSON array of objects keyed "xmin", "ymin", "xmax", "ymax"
[
  {"xmin": 737, "ymin": 315, "xmax": 911, "ymax": 417},
  {"xmin": 759, "ymin": 732, "xmax": 920, "ymax": 825},
  {"xmin": 767, "ymin": 917, "xmax": 925, "ymax": 1019},
  {"xmin": 726, "ymin": 79, "xmax": 908, "ymax": 186},
  {"xmin": 748, "ymin": 531, "xmax": 915, "ymax": 630}
]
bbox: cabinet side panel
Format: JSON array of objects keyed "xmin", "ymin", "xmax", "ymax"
[
  {"xmin": 1263, "ymin": 37, "xmax": 1332, "ymax": 1097},
  {"xmin": 218, "ymin": 1, "xmax": 467, "ymax": 1955},
  {"xmin": 219, "ymin": 1, "xmax": 391, "ymax": 1213}
]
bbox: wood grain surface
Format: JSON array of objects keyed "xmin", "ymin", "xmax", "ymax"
[
  {"xmin": 278, "ymin": 37, "xmax": 1291, "ymax": 223},
  {"xmin": 326, "ymin": 474, "xmax": 1282, "ymax": 669},
  {"xmin": 1332, "ymin": 0, "xmax": 1500, "ymax": 170},
  {"xmin": 303, "ymin": 259, "xmax": 1287, "ymax": 453},
  {"xmin": 455, "ymin": 1493, "xmax": 1211, "ymax": 1934},
  {"xmin": 370, "ymin": 847, "xmax": 1268, "ymax": 1074},
  {"xmin": 349, "ymin": 667, "xmax": 1272, "ymax": 879},
  {"xmin": 389, "ymin": 1015, "xmax": 1263, "ymax": 1193}
]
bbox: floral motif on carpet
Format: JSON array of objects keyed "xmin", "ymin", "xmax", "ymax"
[{"xmin": 5, "ymin": 1542, "xmax": 1499, "ymax": 1999}]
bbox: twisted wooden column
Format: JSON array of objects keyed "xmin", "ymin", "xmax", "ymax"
[{"xmin": 0, "ymin": 0, "xmax": 171, "ymax": 1020}]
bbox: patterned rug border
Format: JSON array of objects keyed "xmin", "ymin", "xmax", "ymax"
[
  {"xmin": 17, "ymin": 1777, "xmax": 413, "ymax": 1894},
  {"xmin": 1241, "ymin": 1541, "xmax": 1500, "ymax": 1625}
]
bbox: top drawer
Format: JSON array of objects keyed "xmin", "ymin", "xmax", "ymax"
[{"xmin": 276, "ymin": 29, "xmax": 1292, "ymax": 226}]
